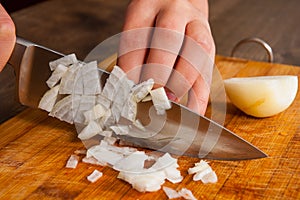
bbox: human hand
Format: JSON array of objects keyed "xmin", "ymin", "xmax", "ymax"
[
  {"xmin": 0, "ymin": 4, "xmax": 16, "ymax": 72},
  {"xmin": 118, "ymin": 0, "xmax": 215, "ymax": 115}
]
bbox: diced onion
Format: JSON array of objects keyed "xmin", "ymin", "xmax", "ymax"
[
  {"xmin": 150, "ymin": 87, "xmax": 172, "ymax": 115},
  {"xmin": 78, "ymin": 120, "xmax": 102, "ymax": 140},
  {"xmin": 87, "ymin": 169, "xmax": 103, "ymax": 183},
  {"xmin": 49, "ymin": 53, "xmax": 77, "ymax": 71},
  {"xmin": 65, "ymin": 155, "xmax": 79, "ymax": 169},
  {"xmin": 38, "ymin": 85, "xmax": 60, "ymax": 112},
  {"xmin": 46, "ymin": 64, "xmax": 68, "ymax": 88},
  {"xmin": 162, "ymin": 186, "xmax": 181, "ymax": 199},
  {"xmin": 178, "ymin": 188, "xmax": 197, "ymax": 200},
  {"xmin": 188, "ymin": 160, "xmax": 217, "ymax": 184}
]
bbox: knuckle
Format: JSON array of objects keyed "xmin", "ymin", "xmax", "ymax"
[
  {"xmin": 0, "ymin": 20, "xmax": 15, "ymax": 37},
  {"xmin": 192, "ymin": 33, "xmax": 215, "ymax": 55},
  {"xmin": 186, "ymin": 22, "xmax": 215, "ymax": 55}
]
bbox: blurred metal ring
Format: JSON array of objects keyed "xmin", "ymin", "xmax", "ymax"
[{"xmin": 231, "ymin": 37, "xmax": 274, "ymax": 63}]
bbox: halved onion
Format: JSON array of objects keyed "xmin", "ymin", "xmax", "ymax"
[{"xmin": 224, "ymin": 75, "xmax": 298, "ymax": 117}]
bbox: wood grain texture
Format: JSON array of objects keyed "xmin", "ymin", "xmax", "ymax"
[{"xmin": 0, "ymin": 56, "xmax": 299, "ymax": 199}]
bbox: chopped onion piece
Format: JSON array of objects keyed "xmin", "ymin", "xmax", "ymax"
[
  {"xmin": 38, "ymin": 85, "xmax": 60, "ymax": 112},
  {"xmin": 96, "ymin": 94, "xmax": 111, "ymax": 110},
  {"xmin": 150, "ymin": 87, "xmax": 171, "ymax": 115},
  {"xmin": 178, "ymin": 188, "xmax": 197, "ymax": 200},
  {"xmin": 188, "ymin": 160, "xmax": 217, "ymax": 184},
  {"xmin": 59, "ymin": 62, "xmax": 83, "ymax": 94},
  {"xmin": 150, "ymin": 153, "xmax": 177, "ymax": 170},
  {"xmin": 117, "ymin": 170, "xmax": 166, "ymax": 192},
  {"xmin": 102, "ymin": 136, "xmax": 117, "ymax": 145},
  {"xmin": 131, "ymin": 79, "xmax": 154, "ymax": 102},
  {"xmin": 78, "ymin": 120, "xmax": 102, "ymax": 140},
  {"xmin": 99, "ymin": 141, "xmax": 137, "ymax": 155},
  {"xmin": 73, "ymin": 95, "xmax": 96, "ymax": 124},
  {"xmin": 87, "ymin": 141, "xmax": 137, "ymax": 165},
  {"xmin": 49, "ymin": 95, "xmax": 81, "ymax": 124},
  {"xmin": 98, "ymin": 130, "xmax": 113, "ymax": 137},
  {"xmin": 99, "ymin": 109, "xmax": 114, "ymax": 128},
  {"xmin": 201, "ymin": 171, "xmax": 218, "ymax": 184},
  {"xmin": 49, "ymin": 53, "xmax": 77, "ymax": 71},
  {"xmin": 113, "ymin": 151, "xmax": 149, "ymax": 172},
  {"xmin": 83, "ymin": 104, "xmax": 106, "ymax": 124},
  {"xmin": 50, "ymin": 94, "xmax": 95, "ymax": 124},
  {"xmin": 65, "ymin": 155, "xmax": 79, "ymax": 169},
  {"xmin": 81, "ymin": 61, "xmax": 101, "ymax": 95},
  {"xmin": 188, "ymin": 160, "xmax": 210, "ymax": 174},
  {"xmin": 121, "ymin": 95, "xmax": 137, "ymax": 122},
  {"xmin": 111, "ymin": 80, "xmax": 134, "ymax": 122},
  {"xmin": 110, "ymin": 125, "xmax": 129, "ymax": 135},
  {"xmin": 46, "ymin": 64, "xmax": 68, "ymax": 88},
  {"xmin": 102, "ymin": 66, "xmax": 134, "ymax": 121},
  {"xmin": 193, "ymin": 167, "xmax": 212, "ymax": 181},
  {"xmin": 162, "ymin": 186, "xmax": 181, "ymax": 199},
  {"xmin": 102, "ymin": 66, "xmax": 134, "ymax": 101},
  {"xmin": 164, "ymin": 163, "xmax": 183, "ymax": 184},
  {"xmin": 87, "ymin": 145, "xmax": 124, "ymax": 166},
  {"xmin": 87, "ymin": 169, "xmax": 103, "ymax": 183}
]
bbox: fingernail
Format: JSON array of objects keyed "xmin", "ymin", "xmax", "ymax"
[{"xmin": 166, "ymin": 91, "xmax": 178, "ymax": 102}]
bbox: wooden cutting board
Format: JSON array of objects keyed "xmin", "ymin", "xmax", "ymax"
[{"xmin": 0, "ymin": 56, "xmax": 299, "ymax": 200}]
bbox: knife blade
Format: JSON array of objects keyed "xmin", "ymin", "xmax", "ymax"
[
  {"xmin": 118, "ymin": 100, "xmax": 267, "ymax": 160},
  {"xmin": 8, "ymin": 37, "xmax": 267, "ymax": 160}
]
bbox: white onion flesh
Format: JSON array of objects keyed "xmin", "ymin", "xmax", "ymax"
[
  {"xmin": 65, "ymin": 155, "xmax": 79, "ymax": 169},
  {"xmin": 49, "ymin": 53, "xmax": 77, "ymax": 71},
  {"xmin": 59, "ymin": 62, "xmax": 83, "ymax": 94},
  {"xmin": 188, "ymin": 160, "xmax": 217, "ymax": 184},
  {"xmin": 78, "ymin": 120, "xmax": 102, "ymax": 140},
  {"xmin": 38, "ymin": 85, "xmax": 60, "ymax": 112},
  {"xmin": 150, "ymin": 87, "xmax": 172, "ymax": 115},
  {"xmin": 46, "ymin": 64, "xmax": 68, "ymax": 88},
  {"xmin": 178, "ymin": 188, "xmax": 197, "ymax": 200},
  {"xmin": 131, "ymin": 79, "xmax": 154, "ymax": 102},
  {"xmin": 83, "ymin": 104, "xmax": 106, "ymax": 124},
  {"xmin": 87, "ymin": 169, "xmax": 103, "ymax": 183},
  {"xmin": 162, "ymin": 186, "xmax": 181, "ymax": 199}
]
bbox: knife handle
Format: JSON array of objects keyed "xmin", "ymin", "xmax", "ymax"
[
  {"xmin": 8, "ymin": 37, "xmax": 27, "ymax": 77},
  {"xmin": 7, "ymin": 37, "xmax": 29, "ymax": 104},
  {"xmin": 7, "ymin": 37, "xmax": 64, "ymax": 107}
]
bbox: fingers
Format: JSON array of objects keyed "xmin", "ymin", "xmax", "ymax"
[
  {"xmin": 166, "ymin": 19, "xmax": 215, "ymax": 103},
  {"xmin": 184, "ymin": 20, "xmax": 215, "ymax": 114},
  {"xmin": 0, "ymin": 5, "xmax": 16, "ymax": 72},
  {"xmin": 141, "ymin": 5, "xmax": 186, "ymax": 87},
  {"xmin": 118, "ymin": 0, "xmax": 215, "ymax": 115},
  {"xmin": 118, "ymin": 0, "xmax": 159, "ymax": 83},
  {"xmin": 187, "ymin": 75, "xmax": 211, "ymax": 115}
]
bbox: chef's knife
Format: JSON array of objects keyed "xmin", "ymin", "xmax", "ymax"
[{"xmin": 8, "ymin": 37, "xmax": 267, "ymax": 160}]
